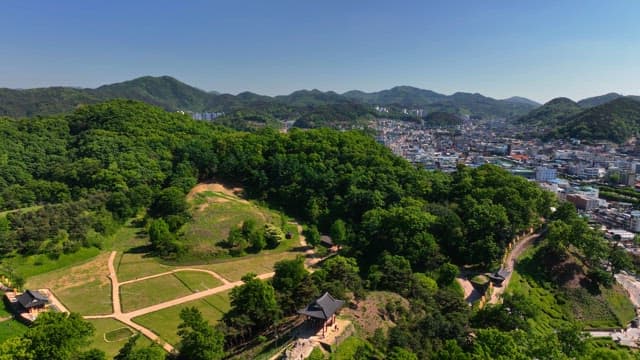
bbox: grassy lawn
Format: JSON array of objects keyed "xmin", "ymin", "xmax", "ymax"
[
  {"xmin": 25, "ymin": 252, "xmax": 112, "ymax": 315},
  {"xmin": 116, "ymin": 252, "xmax": 172, "ymax": 283},
  {"xmin": 120, "ymin": 273, "xmax": 193, "ymax": 312},
  {"xmin": 0, "ymin": 319, "xmax": 28, "ymax": 343},
  {"xmin": 173, "ymin": 271, "xmax": 223, "ymax": 292},
  {"xmin": 85, "ymin": 318, "xmax": 153, "ymax": 358},
  {"xmin": 100, "ymin": 217, "xmax": 149, "ymax": 251},
  {"xmin": 195, "ymin": 251, "xmax": 300, "ymax": 282},
  {"xmin": 330, "ymin": 336, "xmax": 376, "ymax": 360},
  {"xmin": 133, "ymin": 291, "xmax": 230, "ymax": 346},
  {"xmin": 120, "ymin": 271, "xmax": 221, "ymax": 312},
  {"xmin": 3, "ymin": 247, "xmax": 101, "ymax": 280}
]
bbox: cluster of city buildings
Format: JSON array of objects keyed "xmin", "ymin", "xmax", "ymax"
[
  {"xmin": 373, "ymin": 117, "xmax": 640, "ymax": 253},
  {"xmin": 176, "ymin": 110, "xmax": 225, "ymax": 121}
]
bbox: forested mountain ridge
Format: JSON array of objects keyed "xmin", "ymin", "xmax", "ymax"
[
  {"xmin": 1, "ymin": 76, "xmax": 540, "ymax": 121},
  {"xmin": 515, "ymin": 97, "xmax": 583, "ymax": 128},
  {"xmin": 577, "ymin": 92, "xmax": 625, "ymax": 108},
  {"xmin": 343, "ymin": 86, "xmax": 539, "ymax": 119}
]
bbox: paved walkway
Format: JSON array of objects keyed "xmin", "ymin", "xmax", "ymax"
[{"xmin": 489, "ymin": 231, "xmax": 540, "ymax": 304}]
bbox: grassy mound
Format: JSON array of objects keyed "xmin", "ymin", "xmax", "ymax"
[
  {"xmin": 104, "ymin": 327, "xmax": 134, "ymax": 342},
  {"xmin": 508, "ymin": 244, "xmax": 635, "ymax": 331},
  {"xmin": 181, "ymin": 183, "xmax": 286, "ymax": 260}
]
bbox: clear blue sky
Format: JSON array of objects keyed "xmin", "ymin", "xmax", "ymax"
[{"xmin": 1, "ymin": 0, "xmax": 639, "ymax": 103}]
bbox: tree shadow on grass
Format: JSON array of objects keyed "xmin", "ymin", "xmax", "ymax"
[{"xmin": 124, "ymin": 245, "xmax": 154, "ymax": 255}]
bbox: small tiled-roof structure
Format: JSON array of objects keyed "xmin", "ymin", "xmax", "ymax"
[
  {"xmin": 17, "ymin": 290, "xmax": 48, "ymax": 309},
  {"xmin": 297, "ymin": 292, "xmax": 344, "ymax": 320}
]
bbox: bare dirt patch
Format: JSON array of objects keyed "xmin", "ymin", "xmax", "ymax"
[
  {"xmin": 341, "ymin": 291, "xmax": 409, "ymax": 336},
  {"xmin": 27, "ymin": 252, "xmax": 111, "ymax": 291},
  {"xmin": 187, "ymin": 181, "xmax": 245, "ymax": 202}
]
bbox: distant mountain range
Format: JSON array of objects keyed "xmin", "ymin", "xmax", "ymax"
[
  {"xmin": 0, "ymin": 76, "xmax": 539, "ymax": 120},
  {"xmin": 2, "ymin": 76, "xmax": 638, "ymax": 139},
  {"xmin": 342, "ymin": 86, "xmax": 539, "ymax": 119}
]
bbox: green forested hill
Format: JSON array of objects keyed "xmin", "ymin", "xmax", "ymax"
[
  {"xmin": 516, "ymin": 95, "xmax": 640, "ymax": 143},
  {"xmin": 559, "ymin": 97, "xmax": 640, "ymax": 143},
  {"xmin": 516, "ymin": 97, "xmax": 583, "ymax": 128},
  {"xmin": 422, "ymin": 111, "xmax": 463, "ymax": 128},
  {"xmin": 94, "ymin": 75, "xmax": 213, "ymax": 111}
]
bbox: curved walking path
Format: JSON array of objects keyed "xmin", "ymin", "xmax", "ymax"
[
  {"xmin": 80, "ymin": 222, "xmax": 320, "ymax": 354},
  {"xmin": 489, "ymin": 231, "xmax": 541, "ymax": 304},
  {"xmin": 119, "ymin": 267, "xmax": 230, "ymax": 286},
  {"xmin": 84, "ymin": 252, "xmax": 279, "ymax": 354}
]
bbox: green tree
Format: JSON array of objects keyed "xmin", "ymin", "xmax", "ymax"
[
  {"xmin": 329, "ymin": 219, "xmax": 347, "ymax": 245},
  {"xmin": 242, "ymin": 220, "xmax": 266, "ymax": 252},
  {"xmin": 225, "ymin": 273, "xmax": 281, "ymax": 336},
  {"xmin": 0, "ymin": 336, "xmax": 34, "ymax": 360},
  {"xmin": 436, "ymin": 262, "xmax": 459, "ymax": 287},
  {"xmin": 609, "ymin": 246, "xmax": 633, "ymax": 275},
  {"xmin": 177, "ymin": 307, "xmax": 225, "ymax": 360},
  {"xmin": 76, "ymin": 349, "xmax": 106, "ymax": 360},
  {"xmin": 368, "ymin": 254, "xmax": 413, "ymax": 295},
  {"xmin": 115, "ymin": 334, "xmax": 165, "ymax": 360},
  {"xmin": 272, "ymin": 257, "xmax": 312, "ymax": 314},
  {"xmin": 26, "ymin": 312, "xmax": 95, "ymax": 360},
  {"xmin": 264, "ymin": 223, "xmax": 284, "ymax": 248},
  {"xmin": 313, "ymin": 255, "xmax": 364, "ymax": 300},
  {"xmin": 303, "ymin": 225, "xmax": 321, "ymax": 248},
  {"xmin": 149, "ymin": 186, "xmax": 189, "ymax": 219},
  {"xmin": 148, "ymin": 218, "xmax": 177, "ymax": 256}
]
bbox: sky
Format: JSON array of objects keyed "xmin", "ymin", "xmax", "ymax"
[{"xmin": 1, "ymin": 0, "xmax": 639, "ymax": 103}]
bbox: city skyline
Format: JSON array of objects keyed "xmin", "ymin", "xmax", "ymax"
[{"xmin": 1, "ymin": 0, "xmax": 639, "ymax": 103}]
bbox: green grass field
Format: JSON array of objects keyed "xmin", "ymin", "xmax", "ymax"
[
  {"xmin": 195, "ymin": 251, "xmax": 300, "ymax": 281},
  {"xmin": 120, "ymin": 274, "xmax": 193, "ymax": 312},
  {"xmin": 116, "ymin": 252, "xmax": 172, "ymax": 283},
  {"xmin": 4, "ymin": 247, "xmax": 101, "ymax": 280},
  {"xmin": 172, "ymin": 271, "xmax": 223, "ymax": 292},
  {"xmin": 86, "ymin": 318, "xmax": 153, "ymax": 358},
  {"xmin": 133, "ymin": 291, "xmax": 231, "ymax": 346},
  {"xmin": 120, "ymin": 272, "xmax": 222, "ymax": 312},
  {"xmin": 100, "ymin": 217, "xmax": 149, "ymax": 251},
  {"xmin": 0, "ymin": 319, "xmax": 28, "ymax": 343},
  {"xmin": 25, "ymin": 252, "xmax": 112, "ymax": 315}
]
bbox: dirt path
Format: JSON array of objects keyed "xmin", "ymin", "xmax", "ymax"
[
  {"xmin": 83, "ymin": 251, "xmax": 276, "ymax": 354},
  {"xmin": 295, "ymin": 223, "xmax": 320, "ymax": 268},
  {"xmin": 119, "ymin": 268, "xmax": 230, "ymax": 286},
  {"xmin": 187, "ymin": 182, "xmax": 247, "ymax": 203},
  {"xmin": 489, "ymin": 231, "xmax": 540, "ymax": 304},
  {"xmin": 80, "ymin": 222, "xmax": 318, "ymax": 355}
]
